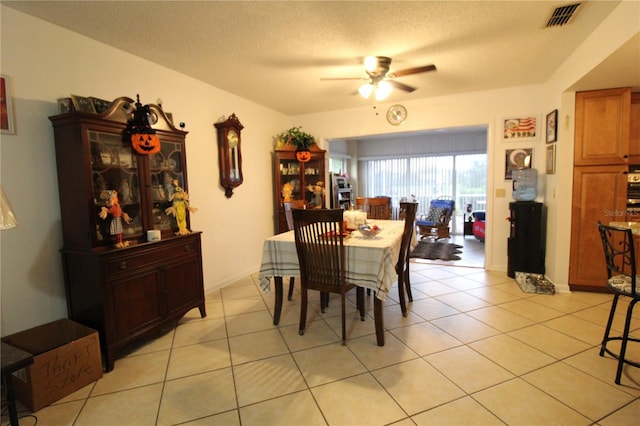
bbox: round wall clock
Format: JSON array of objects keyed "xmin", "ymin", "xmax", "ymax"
[{"xmin": 386, "ymin": 104, "xmax": 407, "ymax": 125}]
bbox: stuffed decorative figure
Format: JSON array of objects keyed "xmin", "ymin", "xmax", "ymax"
[
  {"xmin": 282, "ymin": 182, "xmax": 293, "ymax": 202},
  {"xmin": 98, "ymin": 190, "xmax": 132, "ymax": 248},
  {"xmin": 306, "ymin": 181, "xmax": 325, "ymax": 208},
  {"xmin": 165, "ymin": 180, "xmax": 197, "ymax": 235}
]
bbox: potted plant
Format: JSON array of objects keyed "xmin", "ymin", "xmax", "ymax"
[{"xmin": 276, "ymin": 126, "xmax": 315, "ymax": 162}]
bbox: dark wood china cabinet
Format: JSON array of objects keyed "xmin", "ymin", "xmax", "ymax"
[
  {"xmin": 50, "ymin": 96, "xmax": 205, "ymax": 371},
  {"xmin": 273, "ymin": 143, "xmax": 326, "ymax": 233}
]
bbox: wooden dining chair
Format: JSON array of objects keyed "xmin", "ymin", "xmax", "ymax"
[
  {"xmin": 292, "ymin": 208, "xmax": 365, "ymax": 345},
  {"xmin": 283, "ymin": 200, "xmax": 306, "ymax": 300},
  {"xmin": 596, "ymin": 222, "xmax": 640, "ymax": 384},
  {"xmin": 355, "ymin": 196, "xmax": 392, "ymax": 220},
  {"xmin": 397, "ymin": 201, "xmax": 418, "ymax": 317}
]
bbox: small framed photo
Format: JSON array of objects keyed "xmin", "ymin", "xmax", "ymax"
[
  {"xmin": 71, "ymin": 95, "xmax": 96, "ymax": 113},
  {"xmin": 546, "ymin": 109, "xmax": 558, "ymax": 143},
  {"xmin": 1, "ymin": 75, "xmax": 15, "ymax": 134},
  {"xmin": 505, "ymin": 148, "xmax": 533, "ymax": 180},
  {"xmin": 546, "ymin": 144, "xmax": 556, "ymax": 174},
  {"xmin": 501, "ymin": 114, "xmax": 539, "ymax": 141},
  {"xmin": 58, "ymin": 97, "xmax": 74, "ymax": 113},
  {"xmin": 90, "ymin": 97, "xmax": 112, "ymax": 114}
]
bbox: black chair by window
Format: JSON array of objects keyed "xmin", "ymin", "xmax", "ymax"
[
  {"xmin": 283, "ymin": 200, "xmax": 306, "ymax": 300},
  {"xmin": 292, "ymin": 208, "xmax": 365, "ymax": 345},
  {"xmin": 397, "ymin": 202, "xmax": 418, "ymax": 317},
  {"xmin": 596, "ymin": 221, "xmax": 640, "ymax": 384}
]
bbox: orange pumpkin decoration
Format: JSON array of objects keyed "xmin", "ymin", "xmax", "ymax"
[
  {"xmin": 125, "ymin": 94, "xmax": 160, "ymax": 156},
  {"xmin": 131, "ymin": 133, "xmax": 161, "ymax": 154},
  {"xmin": 296, "ymin": 150, "xmax": 311, "ymax": 163}
]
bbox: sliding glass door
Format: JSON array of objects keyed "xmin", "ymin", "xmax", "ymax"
[{"xmin": 360, "ymin": 153, "xmax": 486, "ymax": 234}]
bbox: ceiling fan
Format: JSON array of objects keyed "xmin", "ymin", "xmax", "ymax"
[{"xmin": 321, "ymin": 56, "xmax": 436, "ymax": 100}]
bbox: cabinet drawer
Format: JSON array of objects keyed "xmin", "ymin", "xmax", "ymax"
[{"xmin": 106, "ymin": 238, "xmax": 199, "ymax": 275}]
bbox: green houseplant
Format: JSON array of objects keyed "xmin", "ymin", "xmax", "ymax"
[{"xmin": 276, "ymin": 126, "xmax": 315, "ymax": 150}]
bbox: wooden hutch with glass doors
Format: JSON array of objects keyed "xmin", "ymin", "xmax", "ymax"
[
  {"xmin": 273, "ymin": 143, "xmax": 326, "ymax": 233},
  {"xmin": 49, "ymin": 96, "xmax": 205, "ymax": 371}
]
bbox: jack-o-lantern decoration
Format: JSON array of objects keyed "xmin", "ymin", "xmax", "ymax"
[
  {"xmin": 296, "ymin": 150, "xmax": 311, "ymax": 163},
  {"xmin": 124, "ymin": 94, "xmax": 161, "ymax": 155},
  {"xmin": 132, "ymin": 133, "xmax": 161, "ymax": 155}
]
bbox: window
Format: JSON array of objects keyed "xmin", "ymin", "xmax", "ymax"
[{"xmin": 360, "ymin": 153, "xmax": 486, "ymax": 233}]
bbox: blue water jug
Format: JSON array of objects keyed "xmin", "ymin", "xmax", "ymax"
[{"xmin": 512, "ymin": 168, "xmax": 538, "ymax": 201}]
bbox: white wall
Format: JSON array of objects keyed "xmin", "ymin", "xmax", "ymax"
[
  {"xmin": 1, "ymin": 3, "xmax": 637, "ymax": 335},
  {"xmin": 0, "ymin": 7, "xmax": 288, "ymax": 335}
]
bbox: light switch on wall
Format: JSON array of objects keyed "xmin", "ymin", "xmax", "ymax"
[{"xmin": 496, "ymin": 188, "xmax": 506, "ymax": 198}]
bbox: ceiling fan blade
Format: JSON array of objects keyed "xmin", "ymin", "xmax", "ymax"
[
  {"xmin": 320, "ymin": 77, "xmax": 368, "ymax": 81},
  {"xmin": 388, "ymin": 80, "xmax": 416, "ymax": 93},
  {"xmin": 387, "ymin": 64, "xmax": 436, "ymax": 78}
]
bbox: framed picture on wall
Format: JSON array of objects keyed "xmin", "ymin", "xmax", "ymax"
[
  {"xmin": 505, "ymin": 148, "xmax": 533, "ymax": 180},
  {"xmin": 546, "ymin": 109, "xmax": 558, "ymax": 143},
  {"xmin": 546, "ymin": 144, "xmax": 556, "ymax": 174},
  {"xmin": 501, "ymin": 115, "xmax": 539, "ymax": 141},
  {"xmin": 1, "ymin": 75, "xmax": 15, "ymax": 134}
]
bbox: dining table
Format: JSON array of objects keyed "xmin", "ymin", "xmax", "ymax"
[{"xmin": 258, "ymin": 219, "xmax": 407, "ymax": 346}]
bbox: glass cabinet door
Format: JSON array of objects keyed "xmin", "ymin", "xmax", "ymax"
[
  {"xmin": 279, "ymin": 158, "xmax": 303, "ymax": 202},
  {"xmin": 90, "ymin": 130, "xmax": 143, "ymax": 243},
  {"xmin": 149, "ymin": 138, "xmax": 186, "ymax": 232},
  {"xmin": 303, "ymin": 158, "xmax": 324, "ymax": 208}
]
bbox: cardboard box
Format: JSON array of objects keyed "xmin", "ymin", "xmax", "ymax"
[{"xmin": 2, "ymin": 318, "xmax": 103, "ymax": 411}]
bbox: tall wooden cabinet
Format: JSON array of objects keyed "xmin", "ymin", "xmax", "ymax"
[
  {"xmin": 273, "ymin": 143, "xmax": 326, "ymax": 233},
  {"xmin": 50, "ymin": 97, "xmax": 205, "ymax": 371},
  {"xmin": 569, "ymin": 88, "xmax": 636, "ymax": 291}
]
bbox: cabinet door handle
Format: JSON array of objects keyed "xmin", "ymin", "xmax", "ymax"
[
  {"xmin": 184, "ymin": 245, "xmax": 192, "ymax": 252},
  {"xmin": 119, "ymin": 261, "xmax": 128, "ymax": 270}
]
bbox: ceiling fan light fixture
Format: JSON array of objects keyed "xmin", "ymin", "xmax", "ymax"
[
  {"xmin": 364, "ymin": 56, "xmax": 379, "ymax": 73},
  {"xmin": 358, "ymin": 83, "xmax": 374, "ymax": 99},
  {"xmin": 376, "ymin": 81, "xmax": 392, "ymax": 100}
]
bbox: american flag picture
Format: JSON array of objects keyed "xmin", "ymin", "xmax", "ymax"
[{"xmin": 502, "ymin": 115, "xmax": 539, "ymax": 140}]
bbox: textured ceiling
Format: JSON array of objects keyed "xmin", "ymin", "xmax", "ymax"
[{"xmin": 4, "ymin": 1, "xmax": 638, "ymax": 115}]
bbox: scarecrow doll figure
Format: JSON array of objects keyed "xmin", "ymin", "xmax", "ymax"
[
  {"xmin": 165, "ymin": 179, "xmax": 197, "ymax": 235},
  {"xmin": 99, "ymin": 190, "xmax": 132, "ymax": 248}
]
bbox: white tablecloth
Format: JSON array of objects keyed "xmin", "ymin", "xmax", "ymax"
[{"xmin": 258, "ymin": 220, "xmax": 407, "ymax": 301}]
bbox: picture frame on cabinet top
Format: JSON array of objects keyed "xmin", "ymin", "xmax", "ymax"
[{"xmin": 71, "ymin": 95, "xmax": 96, "ymax": 113}]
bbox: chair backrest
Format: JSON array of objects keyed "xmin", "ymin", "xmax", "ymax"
[
  {"xmin": 292, "ymin": 208, "xmax": 346, "ymax": 292},
  {"xmin": 425, "ymin": 197, "xmax": 455, "ymax": 225},
  {"xmin": 283, "ymin": 200, "xmax": 306, "ymax": 231},
  {"xmin": 397, "ymin": 202, "xmax": 418, "ymax": 270},
  {"xmin": 356, "ymin": 196, "xmax": 392, "ymax": 220},
  {"xmin": 596, "ymin": 221, "xmax": 637, "ymax": 294}
]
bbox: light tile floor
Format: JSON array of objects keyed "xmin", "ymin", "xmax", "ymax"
[{"xmin": 3, "ymin": 258, "xmax": 640, "ymax": 425}]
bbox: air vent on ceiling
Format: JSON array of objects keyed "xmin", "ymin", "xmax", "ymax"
[{"xmin": 546, "ymin": 3, "xmax": 581, "ymax": 27}]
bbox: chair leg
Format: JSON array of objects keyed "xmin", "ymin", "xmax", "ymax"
[
  {"xmin": 287, "ymin": 277, "xmax": 295, "ymax": 301},
  {"xmin": 404, "ymin": 258, "xmax": 413, "ymax": 302},
  {"xmin": 600, "ymin": 294, "xmax": 619, "ymax": 357},
  {"xmin": 299, "ymin": 288, "xmax": 308, "ymax": 336},
  {"xmin": 398, "ymin": 270, "xmax": 407, "ymax": 317},
  {"xmin": 320, "ymin": 292, "xmax": 329, "ymax": 312},
  {"xmin": 615, "ymin": 299, "xmax": 638, "ymax": 384},
  {"xmin": 356, "ymin": 287, "xmax": 365, "ymax": 321}
]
